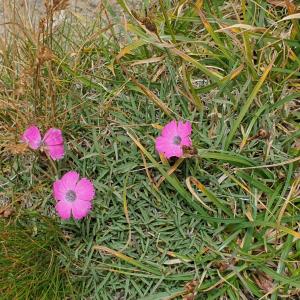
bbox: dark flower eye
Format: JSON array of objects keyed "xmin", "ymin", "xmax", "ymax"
[{"xmin": 173, "ymin": 136, "xmax": 182, "ymax": 145}]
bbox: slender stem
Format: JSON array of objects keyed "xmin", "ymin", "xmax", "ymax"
[{"xmin": 158, "ymin": 0, "xmax": 176, "ymax": 43}]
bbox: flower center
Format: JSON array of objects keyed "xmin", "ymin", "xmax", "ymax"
[
  {"xmin": 173, "ymin": 136, "xmax": 182, "ymax": 145},
  {"xmin": 66, "ymin": 190, "xmax": 76, "ymax": 202}
]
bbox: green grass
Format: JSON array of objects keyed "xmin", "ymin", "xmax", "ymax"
[
  {"xmin": 0, "ymin": 213, "xmax": 73, "ymax": 299},
  {"xmin": 0, "ymin": 0, "xmax": 300, "ymax": 299}
]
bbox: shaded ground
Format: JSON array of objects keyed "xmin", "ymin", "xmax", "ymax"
[
  {"xmin": 1, "ymin": 0, "xmax": 102, "ymax": 17},
  {"xmin": 0, "ymin": 0, "xmax": 139, "ymax": 34}
]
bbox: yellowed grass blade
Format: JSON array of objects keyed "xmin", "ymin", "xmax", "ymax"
[
  {"xmin": 186, "ymin": 177, "xmax": 216, "ymax": 213},
  {"xmin": 279, "ymin": 13, "xmax": 300, "ymax": 21},
  {"xmin": 277, "ymin": 178, "xmax": 300, "ymax": 225},
  {"xmin": 133, "ymin": 81, "xmax": 173, "ymax": 116},
  {"xmin": 131, "ymin": 55, "xmax": 165, "ymax": 66},
  {"xmin": 116, "ymin": 39, "xmax": 147, "ymax": 62},
  {"xmin": 156, "ymin": 158, "xmax": 184, "ymax": 188},
  {"xmin": 216, "ymin": 24, "xmax": 266, "ymax": 33}
]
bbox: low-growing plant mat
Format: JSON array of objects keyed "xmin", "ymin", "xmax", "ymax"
[{"xmin": 0, "ymin": 0, "xmax": 300, "ymax": 299}]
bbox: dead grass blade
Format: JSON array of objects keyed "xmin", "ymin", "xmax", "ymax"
[
  {"xmin": 156, "ymin": 158, "xmax": 185, "ymax": 188},
  {"xmin": 186, "ymin": 177, "xmax": 216, "ymax": 213}
]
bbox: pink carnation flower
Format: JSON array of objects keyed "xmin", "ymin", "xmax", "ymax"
[
  {"xmin": 53, "ymin": 171, "xmax": 95, "ymax": 220},
  {"xmin": 155, "ymin": 120, "xmax": 192, "ymax": 159},
  {"xmin": 21, "ymin": 125, "xmax": 42, "ymax": 150},
  {"xmin": 21, "ymin": 125, "xmax": 64, "ymax": 160},
  {"xmin": 43, "ymin": 128, "xmax": 64, "ymax": 160}
]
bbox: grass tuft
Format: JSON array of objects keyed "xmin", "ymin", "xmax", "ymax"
[{"xmin": 0, "ymin": 213, "xmax": 73, "ymax": 299}]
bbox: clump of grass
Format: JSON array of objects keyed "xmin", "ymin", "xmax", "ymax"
[
  {"xmin": 0, "ymin": 213, "xmax": 73, "ymax": 299},
  {"xmin": 1, "ymin": 0, "xmax": 300, "ymax": 299}
]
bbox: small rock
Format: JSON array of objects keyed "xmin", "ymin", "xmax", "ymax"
[
  {"xmin": 3, "ymin": 208, "xmax": 14, "ymax": 218},
  {"xmin": 89, "ymin": 0, "xmax": 99, "ymax": 8}
]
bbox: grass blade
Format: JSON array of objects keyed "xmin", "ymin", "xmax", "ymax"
[{"xmin": 225, "ymin": 56, "xmax": 276, "ymax": 149}]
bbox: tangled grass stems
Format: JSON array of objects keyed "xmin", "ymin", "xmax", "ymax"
[{"xmin": 0, "ymin": 0, "xmax": 300, "ymax": 298}]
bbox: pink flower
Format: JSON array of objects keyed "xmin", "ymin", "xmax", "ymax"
[
  {"xmin": 43, "ymin": 128, "xmax": 64, "ymax": 160},
  {"xmin": 155, "ymin": 120, "xmax": 192, "ymax": 159},
  {"xmin": 21, "ymin": 125, "xmax": 64, "ymax": 160},
  {"xmin": 22, "ymin": 125, "xmax": 42, "ymax": 150},
  {"xmin": 53, "ymin": 171, "xmax": 95, "ymax": 220}
]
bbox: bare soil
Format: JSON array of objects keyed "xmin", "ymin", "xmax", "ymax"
[{"xmin": 0, "ymin": 0, "xmax": 139, "ymax": 34}]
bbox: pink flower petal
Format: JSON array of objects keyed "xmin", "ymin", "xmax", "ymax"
[
  {"xmin": 155, "ymin": 136, "xmax": 172, "ymax": 153},
  {"xmin": 60, "ymin": 171, "xmax": 79, "ymax": 191},
  {"xmin": 53, "ymin": 179, "xmax": 68, "ymax": 201},
  {"xmin": 177, "ymin": 121, "xmax": 192, "ymax": 137},
  {"xmin": 44, "ymin": 128, "xmax": 64, "ymax": 145},
  {"xmin": 161, "ymin": 120, "xmax": 178, "ymax": 137},
  {"xmin": 71, "ymin": 200, "xmax": 92, "ymax": 219},
  {"xmin": 55, "ymin": 200, "xmax": 72, "ymax": 219},
  {"xmin": 75, "ymin": 178, "xmax": 95, "ymax": 202},
  {"xmin": 164, "ymin": 145, "xmax": 183, "ymax": 158},
  {"xmin": 46, "ymin": 144, "xmax": 65, "ymax": 160},
  {"xmin": 21, "ymin": 126, "xmax": 42, "ymax": 150},
  {"xmin": 43, "ymin": 128, "xmax": 64, "ymax": 160},
  {"xmin": 180, "ymin": 136, "xmax": 192, "ymax": 147},
  {"xmin": 155, "ymin": 136, "xmax": 183, "ymax": 158}
]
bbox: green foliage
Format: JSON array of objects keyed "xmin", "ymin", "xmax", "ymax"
[
  {"xmin": 0, "ymin": 214, "xmax": 73, "ymax": 299},
  {"xmin": 0, "ymin": 0, "xmax": 300, "ymax": 299}
]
